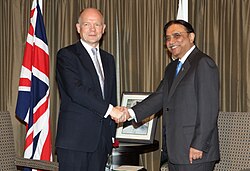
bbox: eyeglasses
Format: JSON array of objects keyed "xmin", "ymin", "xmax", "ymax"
[{"xmin": 165, "ymin": 32, "xmax": 189, "ymax": 42}]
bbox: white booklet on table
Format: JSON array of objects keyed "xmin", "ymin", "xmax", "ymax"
[{"xmin": 113, "ymin": 165, "xmax": 144, "ymax": 171}]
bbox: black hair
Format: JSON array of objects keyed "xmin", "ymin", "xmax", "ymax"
[{"xmin": 164, "ymin": 19, "xmax": 195, "ymax": 43}]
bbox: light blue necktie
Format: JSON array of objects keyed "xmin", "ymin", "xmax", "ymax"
[
  {"xmin": 175, "ymin": 61, "xmax": 182, "ymax": 76},
  {"xmin": 91, "ymin": 48, "xmax": 105, "ymax": 98}
]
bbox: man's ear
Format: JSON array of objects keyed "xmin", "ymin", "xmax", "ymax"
[
  {"xmin": 102, "ymin": 24, "xmax": 106, "ymax": 34},
  {"xmin": 76, "ymin": 23, "xmax": 80, "ymax": 34},
  {"xmin": 189, "ymin": 33, "xmax": 195, "ymax": 43}
]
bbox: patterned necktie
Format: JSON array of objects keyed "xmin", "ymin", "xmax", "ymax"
[
  {"xmin": 175, "ymin": 61, "xmax": 183, "ymax": 76},
  {"xmin": 91, "ymin": 48, "xmax": 105, "ymax": 98}
]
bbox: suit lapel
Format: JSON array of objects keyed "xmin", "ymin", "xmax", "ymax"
[
  {"xmin": 99, "ymin": 49, "xmax": 109, "ymax": 99},
  {"xmin": 168, "ymin": 61, "xmax": 191, "ymax": 100},
  {"xmin": 167, "ymin": 47, "xmax": 199, "ymax": 100},
  {"xmin": 75, "ymin": 42, "xmax": 104, "ymax": 97},
  {"xmin": 167, "ymin": 60, "xmax": 178, "ymax": 92}
]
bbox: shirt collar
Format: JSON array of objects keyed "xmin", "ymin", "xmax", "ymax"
[
  {"xmin": 80, "ymin": 39, "xmax": 100, "ymax": 55},
  {"xmin": 179, "ymin": 45, "xmax": 196, "ymax": 64}
]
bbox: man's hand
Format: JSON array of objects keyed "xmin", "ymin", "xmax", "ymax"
[
  {"xmin": 111, "ymin": 106, "xmax": 131, "ymax": 123},
  {"xmin": 110, "ymin": 107, "xmax": 124, "ymax": 123},
  {"xmin": 119, "ymin": 107, "xmax": 131, "ymax": 122},
  {"xmin": 189, "ymin": 147, "xmax": 203, "ymax": 164}
]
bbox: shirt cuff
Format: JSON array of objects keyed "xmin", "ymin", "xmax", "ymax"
[
  {"xmin": 104, "ymin": 104, "xmax": 113, "ymax": 118},
  {"xmin": 128, "ymin": 108, "xmax": 137, "ymax": 122}
]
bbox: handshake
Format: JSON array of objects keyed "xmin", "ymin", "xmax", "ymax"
[{"xmin": 110, "ymin": 106, "xmax": 131, "ymax": 123}]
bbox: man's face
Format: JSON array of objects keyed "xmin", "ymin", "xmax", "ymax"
[
  {"xmin": 76, "ymin": 9, "xmax": 106, "ymax": 47},
  {"xmin": 165, "ymin": 24, "xmax": 195, "ymax": 59}
]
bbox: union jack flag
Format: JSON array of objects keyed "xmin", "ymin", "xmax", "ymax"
[{"xmin": 15, "ymin": 0, "xmax": 52, "ymax": 169}]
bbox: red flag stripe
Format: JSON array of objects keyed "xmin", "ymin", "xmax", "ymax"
[
  {"xmin": 41, "ymin": 119, "xmax": 52, "ymax": 160},
  {"xmin": 33, "ymin": 96, "xmax": 49, "ymax": 123},
  {"xmin": 33, "ymin": 46, "xmax": 49, "ymax": 76},
  {"xmin": 24, "ymin": 130, "xmax": 34, "ymax": 150},
  {"xmin": 19, "ymin": 78, "xmax": 31, "ymax": 87}
]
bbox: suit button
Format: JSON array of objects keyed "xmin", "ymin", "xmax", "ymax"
[{"xmin": 166, "ymin": 108, "xmax": 169, "ymax": 111}]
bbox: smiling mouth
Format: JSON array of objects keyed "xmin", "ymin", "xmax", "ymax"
[{"xmin": 169, "ymin": 45, "xmax": 178, "ymax": 50}]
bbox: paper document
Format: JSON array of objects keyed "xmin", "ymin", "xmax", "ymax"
[{"xmin": 114, "ymin": 165, "xmax": 144, "ymax": 171}]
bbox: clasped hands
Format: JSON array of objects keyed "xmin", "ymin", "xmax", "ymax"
[{"xmin": 110, "ymin": 106, "xmax": 131, "ymax": 123}]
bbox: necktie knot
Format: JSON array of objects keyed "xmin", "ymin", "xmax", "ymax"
[
  {"xmin": 175, "ymin": 61, "xmax": 182, "ymax": 76},
  {"xmin": 91, "ymin": 48, "xmax": 98, "ymax": 56}
]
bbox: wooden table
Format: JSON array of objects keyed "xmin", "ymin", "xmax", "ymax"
[{"xmin": 111, "ymin": 140, "xmax": 159, "ymax": 168}]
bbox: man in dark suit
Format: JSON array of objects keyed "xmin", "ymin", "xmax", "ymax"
[
  {"xmin": 119, "ymin": 20, "xmax": 220, "ymax": 171},
  {"xmin": 55, "ymin": 8, "xmax": 123, "ymax": 171}
]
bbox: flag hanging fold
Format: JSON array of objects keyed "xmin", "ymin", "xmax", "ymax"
[
  {"xmin": 15, "ymin": 0, "xmax": 52, "ymax": 169},
  {"xmin": 177, "ymin": 0, "xmax": 188, "ymax": 22}
]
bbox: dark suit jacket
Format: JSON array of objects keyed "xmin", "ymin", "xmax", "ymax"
[
  {"xmin": 55, "ymin": 41, "xmax": 117, "ymax": 154},
  {"xmin": 132, "ymin": 47, "xmax": 220, "ymax": 164}
]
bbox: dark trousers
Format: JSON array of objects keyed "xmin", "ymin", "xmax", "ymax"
[
  {"xmin": 57, "ymin": 136, "xmax": 109, "ymax": 171},
  {"xmin": 168, "ymin": 161, "xmax": 216, "ymax": 171}
]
